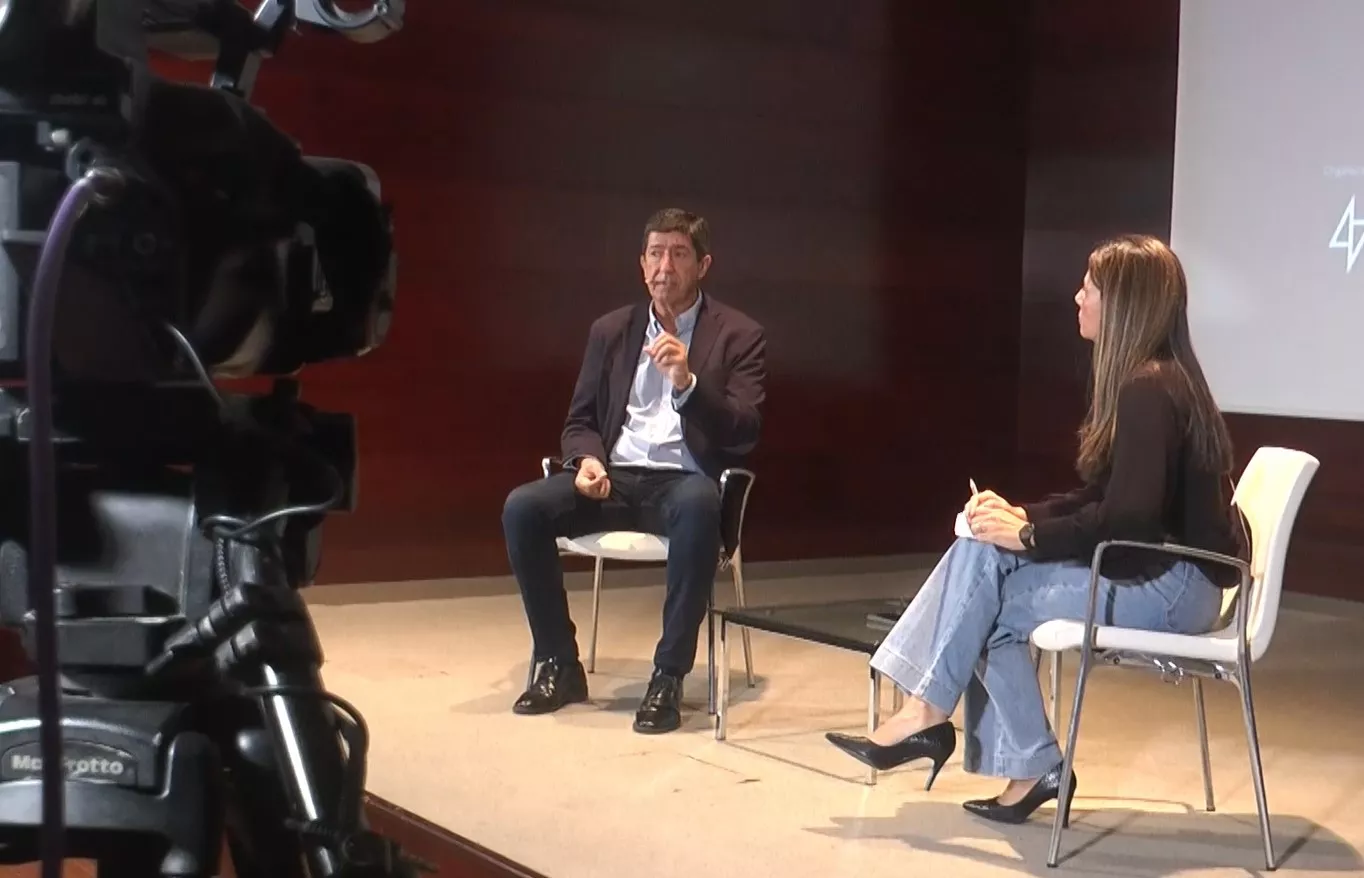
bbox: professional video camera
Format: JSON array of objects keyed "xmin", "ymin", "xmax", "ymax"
[{"xmin": 0, "ymin": 2, "xmax": 417, "ymax": 876}]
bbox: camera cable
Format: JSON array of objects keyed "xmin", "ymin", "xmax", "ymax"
[{"xmin": 25, "ymin": 165, "xmax": 125, "ymax": 878}]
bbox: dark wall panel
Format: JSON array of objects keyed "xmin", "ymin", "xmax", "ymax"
[
  {"xmin": 155, "ymin": 1, "xmax": 1032, "ymax": 584},
  {"xmin": 27, "ymin": 0, "xmax": 1346, "ymax": 601},
  {"xmin": 1016, "ymin": 0, "xmax": 1184, "ymax": 506}
]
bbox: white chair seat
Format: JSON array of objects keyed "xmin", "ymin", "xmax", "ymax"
[
  {"xmin": 556, "ymin": 531, "xmax": 670, "ymax": 562},
  {"xmin": 1032, "ymin": 619, "xmax": 1237, "ymax": 664}
]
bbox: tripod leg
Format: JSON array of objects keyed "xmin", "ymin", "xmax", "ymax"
[
  {"xmin": 220, "ymin": 543, "xmax": 353, "ymax": 878},
  {"xmin": 223, "ymin": 729, "xmax": 320, "ymax": 878}
]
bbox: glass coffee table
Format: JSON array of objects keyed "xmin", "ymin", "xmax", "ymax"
[{"xmin": 712, "ymin": 597, "xmax": 910, "ymax": 785}]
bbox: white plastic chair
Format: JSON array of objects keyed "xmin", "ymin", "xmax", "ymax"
[
  {"xmin": 1031, "ymin": 446, "xmax": 1319, "ymax": 870},
  {"xmin": 533, "ymin": 456, "xmax": 757, "ymax": 714}
]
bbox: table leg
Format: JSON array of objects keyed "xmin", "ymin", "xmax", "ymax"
[
  {"xmin": 866, "ymin": 668, "xmax": 882, "ymax": 786},
  {"xmin": 716, "ymin": 618, "xmax": 731, "ymax": 741}
]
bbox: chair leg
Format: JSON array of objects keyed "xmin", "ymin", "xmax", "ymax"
[
  {"xmin": 731, "ymin": 550, "xmax": 755, "ymax": 687},
  {"xmin": 1235, "ymin": 663, "xmax": 1277, "ymax": 870},
  {"xmin": 1193, "ymin": 677, "xmax": 1215, "ymax": 812},
  {"xmin": 1049, "ymin": 651, "xmax": 1062, "ymax": 732},
  {"xmin": 706, "ymin": 589, "xmax": 716, "ymax": 717},
  {"xmin": 1046, "ymin": 646, "xmax": 1091, "ymax": 868},
  {"xmin": 716, "ymin": 617, "xmax": 730, "ymax": 741},
  {"xmin": 587, "ymin": 556, "xmax": 604, "ymax": 674}
]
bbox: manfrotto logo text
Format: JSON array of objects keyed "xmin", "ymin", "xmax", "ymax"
[{"xmin": 9, "ymin": 753, "xmax": 127, "ymax": 778}]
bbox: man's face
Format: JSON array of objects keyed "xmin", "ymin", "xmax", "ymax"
[{"xmin": 640, "ymin": 230, "xmax": 710, "ymax": 312}]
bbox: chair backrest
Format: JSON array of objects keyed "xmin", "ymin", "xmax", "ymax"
[{"xmin": 1228, "ymin": 446, "xmax": 1320, "ymax": 662}]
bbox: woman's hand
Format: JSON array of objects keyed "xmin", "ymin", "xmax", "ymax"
[
  {"xmin": 965, "ymin": 489, "xmax": 1027, "ymax": 521},
  {"xmin": 968, "ymin": 506, "xmax": 1029, "ymax": 551}
]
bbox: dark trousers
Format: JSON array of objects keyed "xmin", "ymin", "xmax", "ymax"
[{"xmin": 501, "ymin": 466, "xmax": 721, "ymax": 677}]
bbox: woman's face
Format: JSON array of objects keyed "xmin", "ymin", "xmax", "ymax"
[{"xmin": 1075, "ymin": 271, "xmax": 1103, "ymax": 341}]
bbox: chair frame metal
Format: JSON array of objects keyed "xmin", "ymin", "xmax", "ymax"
[{"xmin": 1042, "ymin": 540, "xmax": 1268, "ymax": 869}]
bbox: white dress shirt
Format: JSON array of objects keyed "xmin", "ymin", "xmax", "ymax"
[{"xmin": 608, "ymin": 294, "xmax": 702, "ymax": 473}]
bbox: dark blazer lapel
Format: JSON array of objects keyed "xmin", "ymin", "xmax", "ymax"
[
  {"xmin": 687, "ymin": 296, "xmax": 721, "ymax": 377},
  {"xmin": 604, "ymin": 302, "xmax": 650, "ymax": 445}
]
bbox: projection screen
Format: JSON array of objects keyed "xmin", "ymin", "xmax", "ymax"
[{"xmin": 1171, "ymin": 0, "xmax": 1364, "ymax": 421}]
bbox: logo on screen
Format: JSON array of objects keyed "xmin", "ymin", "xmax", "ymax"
[{"xmin": 1329, "ymin": 196, "xmax": 1364, "ymax": 272}]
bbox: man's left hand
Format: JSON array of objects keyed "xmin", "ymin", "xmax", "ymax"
[
  {"xmin": 648, "ymin": 332, "xmax": 692, "ymax": 391},
  {"xmin": 968, "ymin": 507, "xmax": 1028, "ymax": 551}
]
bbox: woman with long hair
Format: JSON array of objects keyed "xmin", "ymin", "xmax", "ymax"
[{"xmin": 827, "ymin": 234, "xmax": 1244, "ymax": 823}]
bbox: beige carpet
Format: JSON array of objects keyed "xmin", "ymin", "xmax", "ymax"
[{"xmin": 305, "ymin": 556, "xmax": 1364, "ymax": 878}]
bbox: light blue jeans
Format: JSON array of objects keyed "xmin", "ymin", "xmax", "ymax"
[{"xmin": 870, "ymin": 537, "xmax": 1225, "ymax": 779}]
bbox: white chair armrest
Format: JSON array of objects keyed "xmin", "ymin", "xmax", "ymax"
[{"xmin": 1090, "ymin": 539, "xmax": 1250, "ymax": 577}]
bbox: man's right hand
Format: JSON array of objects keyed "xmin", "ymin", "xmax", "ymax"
[{"xmin": 574, "ymin": 457, "xmax": 611, "ymax": 500}]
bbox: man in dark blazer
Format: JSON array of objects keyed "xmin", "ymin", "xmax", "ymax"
[{"xmin": 501, "ymin": 208, "xmax": 767, "ymax": 734}]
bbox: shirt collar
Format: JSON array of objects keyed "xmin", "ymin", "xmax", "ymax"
[{"xmin": 649, "ymin": 290, "xmax": 703, "ymax": 337}]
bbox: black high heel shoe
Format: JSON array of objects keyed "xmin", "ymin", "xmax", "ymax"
[
  {"xmin": 962, "ymin": 761, "xmax": 1078, "ymax": 825},
  {"xmin": 824, "ymin": 721, "xmax": 956, "ymax": 790}
]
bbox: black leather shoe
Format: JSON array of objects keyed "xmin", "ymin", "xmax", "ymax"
[
  {"xmin": 513, "ymin": 657, "xmax": 589, "ymax": 715},
  {"xmin": 632, "ymin": 669, "xmax": 684, "ymax": 734},
  {"xmin": 963, "ymin": 761, "xmax": 1077, "ymax": 825},
  {"xmin": 825, "ymin": 721, "xmax": 957, "ymax": 790}
]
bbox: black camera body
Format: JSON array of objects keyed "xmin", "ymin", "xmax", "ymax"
[
  {"xmin": 0, "ymin": 0, "xmax": 398, "ymax": 385},
  {"xmin": 0, "ymin": 3, "xmax": 417, "ymax": 876}
]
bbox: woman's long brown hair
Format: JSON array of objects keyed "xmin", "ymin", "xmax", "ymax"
[{"xmin": 1076, "ymin": 234, "xmax": 1233, "ymax": 482}]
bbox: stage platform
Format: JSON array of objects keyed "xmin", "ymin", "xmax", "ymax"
[{"xmin": 303, "ymin": 554, "xmax": 1364, "ymax": 878}]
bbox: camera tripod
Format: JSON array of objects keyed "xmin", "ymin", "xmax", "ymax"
[{"xmin": 0, "ymin": 380, "xmax": 428, "ymax": 877}]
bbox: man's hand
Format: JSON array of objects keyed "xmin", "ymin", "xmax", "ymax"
[
  {"xmin": 967, "ymin": 506, "xmax": 1029, "ymax": 551},
  {"xmin": 574, "ymin": 457, "xmax": 611, "ymax": 500},
  {"xmin": 965, "ymin": 489, "xmax": 1027, "ymax": 521},
  {"xmin": 648, "ymin": 332, "xmax": 692, "ymax": 391}
]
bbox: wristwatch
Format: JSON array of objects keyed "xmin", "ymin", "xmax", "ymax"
[{"xmin": 1018, "ymin": 522, "xmax": 1035, "ymax": 550}]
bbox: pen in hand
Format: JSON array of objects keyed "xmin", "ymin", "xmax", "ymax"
[{"xmin": 964, "ymin": 479, "xmax": 980, "ymax": 536}]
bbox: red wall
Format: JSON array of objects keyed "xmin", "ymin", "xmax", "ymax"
[
  {"xmin": 4, "ymin": 0, "xmax": 1357, "ymax": 688},
  {"xmin": 143, "ymin": 1, "xmax": 1364, "ymax": 602},
  {"xmin": 1015, "ymin": 1, "xmax": 1184, "ymax": 501},
  {"xmin": 154, "ymin": 2, "xmax": 1032, "ymax": 584}
]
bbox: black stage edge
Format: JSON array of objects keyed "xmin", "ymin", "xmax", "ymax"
[{"xmin": 364, "ymin": 793, "xmax": 551, "ymax": 878}]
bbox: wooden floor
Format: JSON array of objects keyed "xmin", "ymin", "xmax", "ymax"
[
  {"xmin": 0, "ymin": 863, "xmax": 91, "ymax": 877},
  {"xmin": 0, "ymin": 794, "xmax": 543, "ymax": 878}
]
